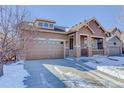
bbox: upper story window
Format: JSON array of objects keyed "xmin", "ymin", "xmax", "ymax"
[
  {"xmin": 44, "ymin": 23, "xmax": 49, "ymax": 28},
  {"xmin": 49, "ymin": 24, "xmax": 54, "ymax": 28},
  {"xmin": 37, "ymin": 22, "xmax": 54, "ymax": 29},
  {"xmin": 38, "ymin": 22, "xmax": 43, "ymax": 27}
]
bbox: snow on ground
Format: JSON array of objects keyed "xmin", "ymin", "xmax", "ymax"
[
  {"xmin": 80, "ymin": 56, "xmax": 124, "ymax": 80},
  {"xmin": 40, "ymin": 73, "xmax": 52, "ymax": 88},
  {"xmin": 63, "ymin": 72, "xmax": 100, "ymax": 88},
  {"xmin": 82, "ymin": 56, "xmax": 124, "ymax": 69},
  {"xmin": 55, "ymin": 67, "xmax": 97, "ymax": 88},
  {"xmin": 0, "ymin": 61, "xmax": 30, "ymax": 88},
  {"xmin": 44, "ymin": 64, "xmax": 101, "ymax": 88},
  {"xmin": 97, "ymin": 66, "xmax": 124, "ymax": 80}
]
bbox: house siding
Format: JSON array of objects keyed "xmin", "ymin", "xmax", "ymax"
[
  {"xmin": 20, "ymin": 30, "xmax": 68, "ymax": 60},
  {"xmin": 89, "ymin": 21, "xmax": 105, "ymax": 37},
  {"xmin": 107, "ymin": 37, "xmax": 122, "ymax": 56},
  {"xmin": 77, "ymin": 20, "xmax": 106, "ymax": 57}
]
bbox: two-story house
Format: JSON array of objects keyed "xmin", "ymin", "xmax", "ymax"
[{"xmin": 19, "ymin": 17, "xmax": 121, "ymax": 60}]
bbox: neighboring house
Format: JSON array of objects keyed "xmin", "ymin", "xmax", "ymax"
[
  {"xmin": 105, "ymin": 27, "xmax": 123, "ymax": 56},
  {"xmin": 120, "ymin": 32, "xmax": 124, "ymax": 54},
  {"xmin": 19, "ymin": 17, "xmax": 121, "ymax": 60}
]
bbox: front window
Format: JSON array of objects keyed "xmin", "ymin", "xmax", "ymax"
[
  {"xmin": 97, "ymin": 38, "xmax": 103, "ymax": 49},
  {"xmin": 69, "ymin": 37, "xmax": 74, "ymax": 50},
  {"xmin": 83, "ymin": 38, "xmax": 88, "ymax": 48}
]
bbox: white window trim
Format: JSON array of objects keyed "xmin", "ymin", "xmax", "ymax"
[
  {"xmin": 43, "ymin": 22, "xmax": 49, "ymax": 28},
  {"xmin": 37, "ymin": 21, "xmax": 54, "ymax": 29}
]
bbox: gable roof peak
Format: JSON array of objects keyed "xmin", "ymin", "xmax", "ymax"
[
  {"xmin": 68, "ymin": 17, "xmax": 106, "ymax": 33},
  {"xmin": 86, "ymin": 17, "xmax": 96, "ymax": 21},
  {"xmin": 108, "ymin": 27, "xmax": 121, "ymax": 33}
]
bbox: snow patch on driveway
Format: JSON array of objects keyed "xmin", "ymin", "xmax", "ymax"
[
  {"xmin": 63, "ymin": 72, "xmax": 100, "ymax": 88},
  {"xmin": 0, "ymin": 61, "xmax": 30, "ymax": 88},
  {"xmin": 43, "ymin": 64, "xmax": 97, "ymax": 87}
]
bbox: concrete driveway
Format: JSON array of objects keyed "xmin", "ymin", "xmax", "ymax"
[
  {"xmin": 23, "ymin": 59, "xmax": 86, "ymax": 88},
  {"xmin": 23, "ymin": 59, "xmax": 124, "ymax": 88}
]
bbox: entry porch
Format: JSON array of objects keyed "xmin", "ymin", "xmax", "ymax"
[{"xmin": 66, "ymin": 33, "xmax": 106, "ymax": 58}]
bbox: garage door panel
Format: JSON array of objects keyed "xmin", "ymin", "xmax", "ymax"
[
  {"xmin": 109, "ymin": 47, "xmax": 121, "ymax": 56},
  {"xmin": 26, "ymin": 40, "xmax": 64, "ymax": 60}
]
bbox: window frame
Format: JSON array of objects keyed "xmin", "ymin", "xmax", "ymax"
[
  {"xmin": 69, "ymin": 37, "xmax": 74, "ymax": 50},
  {"xmin": 38, "ymin": 22, "xmax": 43, "ymax": 27},
  {"xmin": 44, "ymin": 22, "xmax": 49, "ymax": 28},
  {"xmin": 96, "ymin": 38, "xmax": 103, "ymax": 49},
  {"xmin": 49, "ymin": 23, "xmax": 54, "ymax": 28}
]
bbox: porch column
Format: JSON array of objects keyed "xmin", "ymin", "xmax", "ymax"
[
  {"xmin": 103, "ymin": 38, "xmax": 108, "ymax": 55},
  {"xmin": 64, "ymin": 40, "xmax": 66, "ymax": 58},
  {"xmin": 75, "ymin": 32, "xmax": 81, "ymax": 58},
  {"xmin": 87, "ymin": 36, "xmax": 92, "ymax": 56}
]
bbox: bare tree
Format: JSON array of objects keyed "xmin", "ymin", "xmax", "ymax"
[{"xmin": 0, "ymin": 5, "xmax": 30, "ymax": 76}]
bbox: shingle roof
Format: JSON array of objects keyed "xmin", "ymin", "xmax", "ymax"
[
  {"xmin": 35, "ymin": 18, "xmax": 56, "ymax": 23},
  {"xmin": 68, "ymin": 17, "xmax": 106, "ymax": 34}
]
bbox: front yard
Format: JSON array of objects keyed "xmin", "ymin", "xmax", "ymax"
[
  {"xmin": 1, "ymin": 56, "xmax": 124, "ymax": 88},
  {"xmin": 0, "ymin": 61, "xmax": 30, "ymax": 88},
  {"xmin": 80, "ymin": 56, "xmax": 124, "ymax": 68}
]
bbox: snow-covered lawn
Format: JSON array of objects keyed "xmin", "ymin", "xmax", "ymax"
[
  {"xmin": 80, "ymin": 56, "xmax": 124, "ymax": 80},
  {"xmin": 0, "ymin": 61, "xmax": 30, "ymax": 88},
  {"xmin": 81, "ymin": 56, "xmax": 124, "ymax": 69}
]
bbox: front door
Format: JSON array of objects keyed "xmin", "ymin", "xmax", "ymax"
[
  {"xmin": 68, "ymin": 36, "xmax": 74, "ymax": 57},
  {"xmin": 80, "ymin": 36, "xmax": 88, "ymax": 56}
]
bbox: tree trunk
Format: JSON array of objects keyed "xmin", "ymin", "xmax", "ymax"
[
  {"xmin": 0, "ymin": 52, "xmax": 3, "ymax": 77},
  {"xmin": 0, "ymin": 62, "xmax": 3, "ymax": 77}
]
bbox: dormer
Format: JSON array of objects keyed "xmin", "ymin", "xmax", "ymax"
[{"xmin": 35, "ymin": 18, "xmax": 56, "ymax": 29}]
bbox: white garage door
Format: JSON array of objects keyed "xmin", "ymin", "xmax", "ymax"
[
  {"xmin": 26, "ymin": 39, "xmax": 64, "ymax": 60},
  {"xmin": 109, "ymin": 47, "xmax": 121, "ymax": 56}
]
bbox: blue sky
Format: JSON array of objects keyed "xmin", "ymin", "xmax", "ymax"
[{"xmin": 25, "ymin": 5, "xmax": 122, "ymax": 30}]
